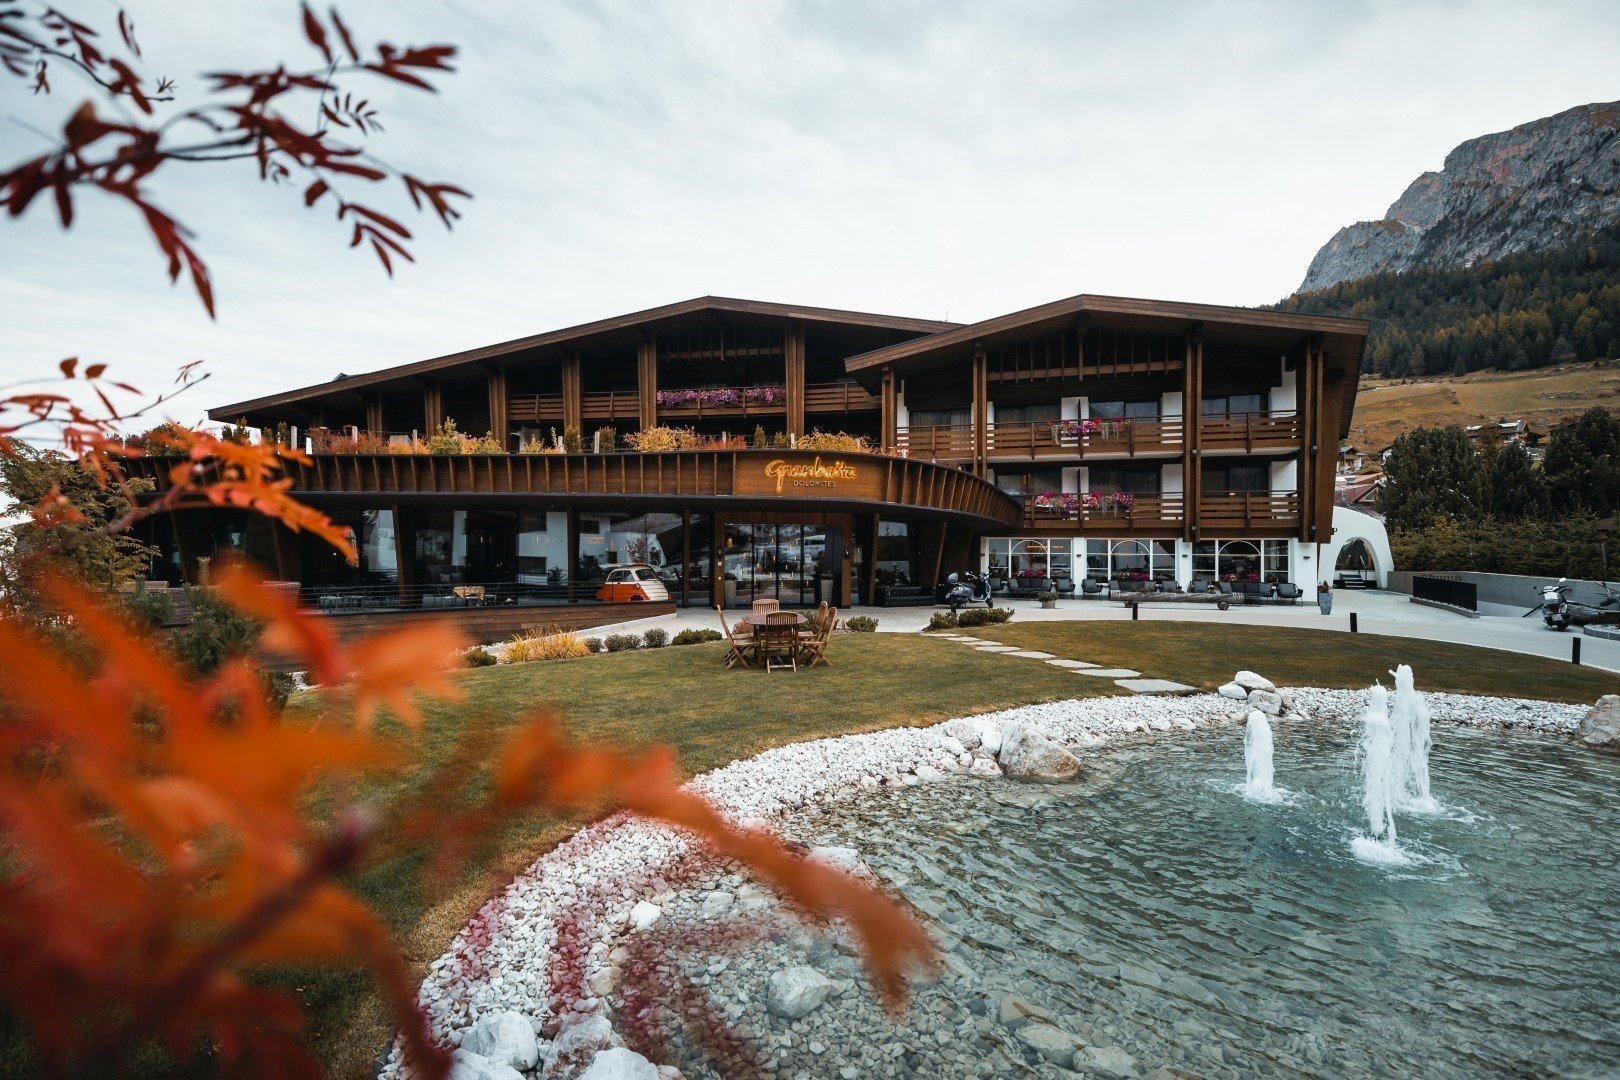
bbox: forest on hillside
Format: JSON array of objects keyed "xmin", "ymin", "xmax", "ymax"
[{"xmin": 1273, "ymin": 221, "xmax": 1620, "ymax": 377}]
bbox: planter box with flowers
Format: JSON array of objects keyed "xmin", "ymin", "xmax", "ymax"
[
  {"xmin": 1051, "ymin": 417, "xmax": 1133, "ymax": 443},
  {"xmin": 655, "ymin": 386, "xmax": 786, "ymax": 412},
  {"xmin": 1030, "ymin": 491, "xmax": 1135, "ymax": 519}
]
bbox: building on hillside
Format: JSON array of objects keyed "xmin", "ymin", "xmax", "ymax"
[
  {"xmin": 1336, "ymin": 441, "xmax": 1368, "ymax": 475},
  {"xmin": 1464, "ymin": 419, "xmax": 1529, "ymax": 445},
  {"xmin": 130, "ymin": 294, "xmax": 1378, "ymax": 616}
]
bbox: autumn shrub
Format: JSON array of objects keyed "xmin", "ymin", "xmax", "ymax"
[
  {"xmin": 926, "ymin": 611, "xmax": 959, "ymax": 631},
  {"xmin": 627, "ymin": 426, "xmax": 699, "ymax": 452},
  {"xmin": 641, "ymin": 627, "xmax": 669, "ymax": 648},
  {"xmin": 595, "ymin": 426, "xmax": 618, "ymax": 452},
  {"xmin": 670, "ymin": 628, "xmax": 723, "ymax": 646},
  {"xmin": 469, "ymin": 432, "xmax": 504, "ymax": 454},
  {"xmin": 845, "ymin": 615, "xmax": 879, "ymax": 633},
  {"xmin": 425, "ymin": 418, "xmax": 466, "ymax": 454},
  {"xmin": 463, "ymin": 646, "xmax": 498, "ymax": 667},
  {"xmin": 505, "ymin": 628, "xmax": 591, "ymax": 663},
  {"xmin": 602, "ymin": 633, "xmax": 639, "ymax": 652},
  {"xmin": 794, "ymin": 430, "xmax": 871, "ymax": 453},
  {"xmin": 584, "ymin": 637, "xmax": 605, "ymax": 653}
]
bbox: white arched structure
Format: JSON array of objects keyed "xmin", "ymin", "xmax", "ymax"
[{"xmin": 1315, "ymin": 505, "xmax": 1392, "ymax": 588}]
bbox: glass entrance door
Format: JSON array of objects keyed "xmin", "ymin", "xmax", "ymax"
[{"xmin": 721, "ymin": 523, "xmax": 836, "ymax": 606}]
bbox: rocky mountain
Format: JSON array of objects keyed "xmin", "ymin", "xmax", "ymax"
[{"xmin": 1298, "ymin": 101, "xmax": 1620, "ymax": 294}]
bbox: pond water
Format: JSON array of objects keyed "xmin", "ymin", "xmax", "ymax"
[{"xmin": 794, "ymin": 725, "xmax": 1620, "ymax": 1077}]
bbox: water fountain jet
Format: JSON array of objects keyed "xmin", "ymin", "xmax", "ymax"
[
  {"xmin": 1389, "ymin": 664, "xmax": 1439, "ymax": 813},
  {"xmin": 1243, "ymin": 709, "xmax": 1280, "ymax": 802},
  {"xmin": 1352, "ymin": 684, "xmax": 1410, "ymax": 864}
]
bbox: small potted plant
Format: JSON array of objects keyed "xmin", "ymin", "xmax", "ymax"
[
  {"xmin": 1317, "ymin": 580, "xmax": 1333, "ymax": 615},
  {"xmin": 1036, "ymin": 590, "xmax": 1059, "ymax": 609}
]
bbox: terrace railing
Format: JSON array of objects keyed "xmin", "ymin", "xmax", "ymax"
[
  {"xmin": 1199, "ymin": 410, "xmax": 1302, "ymax": 451},
  {"xmin": 1198, "ymin": 490, "xmax": 1302, "ymax": 530},
  {"xmin": 1023, "ymin": 492, "xmax": 1186, "ymax": 532}
]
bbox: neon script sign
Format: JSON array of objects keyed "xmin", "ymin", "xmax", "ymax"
[{"xmin": 764, "ymin": 457, "xmax": 858, "ymax": 493}]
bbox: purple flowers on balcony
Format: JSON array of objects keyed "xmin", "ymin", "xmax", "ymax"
[
  {"xmin": 655, "ymin": 386, "xmax": 785, "ymax": 408},
  {"xmin": 1030, "ymin": 490, "xmax": 1135, "ymax": 515},
  {"xmin": 1052, "ymin": 417, "xmax": 1133, "ymax": 440}
]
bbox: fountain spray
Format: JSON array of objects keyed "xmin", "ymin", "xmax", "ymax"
[
  {"xmin": 1389, "ymin": 665, "xmax": 1438, "ymax": 813},
  {"xmin": 1355, "ymin": 684, "xmax": 1404, "ymax": 862},
  {"xmin": 1243, "ymin": 709, "xmax": 1279, "ymax": 802}
]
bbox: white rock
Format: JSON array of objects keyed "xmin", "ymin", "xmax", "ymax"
[
  {"xmin": 938, "ymin": 734, "xmax": 967, "ymax": 756},
  {"xmin": 1149, "ymin": 718, "xmax": 1172, "ymax": 732},
  {"xmin": 451, "ymin": 1049, "xmax": 526, "ymax": 1080},
  {"xmin": 807, "ymin": 845, "xmax": 868, "ymax": 877},
  {"xmin": 1217, "ymin": 681, "xmax": 1248, "ymax": 700},
  {"xmin": 997, "ymin": 993, "xmax": 1056, "ymax": 1029},
  {"xmin": 586, "ymin": 965, "xmax": 621, "ymax": 998},
  {"xmin": 461, "ymin": 1012, "xmax": 539, "ymax": 1071},
  {"xmin": 655, "ymin": 1068, "xmax": 684, "ymax": 1080},
  {"xmin": 628, "ymin": 900, "xmax": 661, "ymax": 931},
  {"xmin": 970, "ymin": 716, "xmax": 1004, "ymax": 756},
  {"xmin": 766, "ymin": 965, "xmax": 834, "ymax": 1019},
  {"xmin": 913, "ymin": 763, "xmax": 947, "ymax": 781},
  {"xmin": 1016, "ymin": 1022, "xmax": 1081, "ymax": 1068},
  {"xmin": 942, "ymin": 718, "xmax": 982, "ymax": 750},
  {"xmin": 578, "ymin": 1047, "xmax": 659, "ymax": 1080},
  {"xmin": 999, "ymin": 724, "xmax": 1082, "ymax": 782},
  {"xmin": 1234, "ymin": 670, "xmax": 1276, "ymax": 692},
  {"xmin": 967, "ymin": 754, "xmax": 1003, "ymax": 779},
  {"xmin": 1075, "ymin": 1044, "xmax": 1139, "ymax": 1078},
  {"xmin": 542, "ymin": 1015, "xmax": 618, "ymax": 1078},
  {"xmin": 1248, "ymin": 689, "xmax": 1283, "ymax": 716},
  {"xmin": 699, "ymin": 890, "xmax": 734, "ymax": 918},
  {"xmin": 1579, "ymin": 694, "xmax": 1620, "ymax": 751}
]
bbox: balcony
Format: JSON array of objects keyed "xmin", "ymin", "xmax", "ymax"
[
  {"xmin": 804, "ymin": 381, "xmax": 879, "ymax": 413},
  {"xmin": 894, "ymin": 417, "xmax": 1185, "ymax": 461},
  {"xmin": 1023, "ymin": 492, "xmax": 1186, "ymax": 534},
  {"xmin": 1198, "ymin": 490, "xmax": 1301, "ymax": 531},
  {"xmin": 506, "ymin": 391, "xmax": 642, "ymax": 424},
  {"xmin": 1199, "ymin": 410, "xmax": 1302, "ymax": 452}
]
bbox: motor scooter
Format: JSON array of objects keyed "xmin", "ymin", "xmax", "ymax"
[
  {"xmin": 1524, "ymin": 579, "xmax": 1573, "ymax": 631},
  {"xmin": 942, "ymin": 570, "xmax": 994, "ymax": 611}
]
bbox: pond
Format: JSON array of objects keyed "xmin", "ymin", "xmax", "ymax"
[{"xmin": 785, "ymin": 724, "xmax": 1620, "ymax": 1076}]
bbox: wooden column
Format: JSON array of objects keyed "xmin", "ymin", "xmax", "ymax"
[
  {"xmin": 879, "ymin": 365, "xmax": 897, "ymax": 452},
  {"xmin": 422, "ymin": 380, "xmax": 443, "ymax": 433},
  {"xmin": 1182, "ymin": 324, "xmax": 1202, "ymax": 543},
  {"xmin": 565, "ymin": 508, "xmax": 580, "ymax": 603},
  {"xmin": 562, "ymin": 350, "xmax": 583, "ymax": 433},
  {"xmin": 636, "ymin": 333, "xmax": 658, "ymax": 431},
  {"xmin": 364, "ymin": 395, "xmax": 384, "ymax": 435},
  {"xmin": 785, "ymin": 322, "xmax": 806, "ymax": 438},
  {"xmin": 862, "ymin": 514, "xmax": 880, "ymax": 607},
  {"xmin": 485, "ymin": 364, "xmax": 508, "ymax": 443},
  {"xmin": 392, "ymin": 504, "xmax": 414, "ymax": 605},
  {"xmin": 1302, "ymin": 335, "xmax": 1327, "ymax": 543},
  {"xmin": 971, "ymin": 343, "xmax": 989, "ymax": 477}
]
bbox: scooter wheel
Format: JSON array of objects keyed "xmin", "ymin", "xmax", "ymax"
[{"xmin": 1217, "ymin": 601, "xmax": 1230, "ymax": 611}]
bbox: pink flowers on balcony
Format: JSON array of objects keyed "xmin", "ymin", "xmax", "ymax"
[
  {"xmin": 1029, "ymin": 490, "xmax": 1136, "ymax": 515},
  {"xmin": 655, "ymin": 386, "xmax": 785, "ymax": 408},
  {"xmin": 1052, "ymin": 417, "xmax": 1133, "ymax": 440}
]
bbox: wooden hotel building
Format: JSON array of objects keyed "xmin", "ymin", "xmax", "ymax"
[{"xmin": 137, "ymin": 294, "xmax": 1369, "ymax": 623}]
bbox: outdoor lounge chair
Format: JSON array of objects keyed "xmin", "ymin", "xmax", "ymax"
[
  {"xmin": 799, "ymin": 605, "xmax": 836, "ymax": 669},
  {"xmin": 717, "ymin": 606, "xmax": 758, "ymax": 670},
  {"xmin": 1080, "ymin": 578, "xmax": 1104, "ymax": 600},
  {"xmin": 1053, "ymin": 577, "xmax": 1076, "ymax": 598},
  {"xmin": 1215, "ymin": 581, "xmax": 1236, "ymax": 601},
  {"xmin": 1274, "ymin": 582, "xmax": 1302, "ymax": 605}
]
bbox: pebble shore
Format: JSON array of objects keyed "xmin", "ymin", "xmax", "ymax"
[{"xmin": 386, "ymin": 685, "xmax": 1590, "ymax": 1079}]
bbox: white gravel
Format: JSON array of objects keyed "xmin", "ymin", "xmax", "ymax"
[{"xmin": 383, "ymin": 683, "xmax": 1591, "ymax": 1079}]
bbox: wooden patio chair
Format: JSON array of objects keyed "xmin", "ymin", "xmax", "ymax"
[
  {"xmin": 751, "ymin": 598, "xmax": 780, "ymax": 615},
  {"xmin": 760, "ymin": 610, "xmax": 800, "ymax": 673},
  {"xmin": 799, "ymin": 605, "xmax": 836, "ymax": 669},
  {"xmin": 716, "ymin": 606, "xmax": 758, "ymax": 670}
]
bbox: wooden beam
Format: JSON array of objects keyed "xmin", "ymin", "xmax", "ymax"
[
  {"xmin": 392, "ymin": 504, "xmax": 413, "ymax": 605},
  {"xmin": 1182, "ymin": 324, "xmax": 1201, "ymax": 542},
  {"xmin": 485, "ymin": 363, "xmax": 508, "ymax": 443},
  {"xmin": 863, "ymin": 514, "xmax": 880, "ymax": 606},
  {"xmin": 637, "ymin": 333, "xmax": 657, "ymax": 431},
  {"xmin": 971, "ymin": 343, "xmax": 988, "ymax": 477},
  {"xmin": 785, "ymin": 322, "xmax": 806, "ymax": 438},
  {"xmin": 879, "ymin": 365, "xmax": 897, "ymax": 451},
  {"xmin": 422, "ymin": 380, "xmax": 443, "ymax": 433},
  {"xmin": 561, "ymin": 350, "xmax": 583, "ymax": 433},
  {"xmin": 364, "ymin": 395, "xmax": 384, "ymax": 435},
  {"xmin": 680, "ymin": 510, "xmax": 691, "ymax": 608},
  {"xmin": 566, "ymin": 508, "xmax": 580, "ymax": 604}
]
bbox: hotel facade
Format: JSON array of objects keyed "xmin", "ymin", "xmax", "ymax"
[{"xmin": 136, "ymin": 294, "xmax": 1372, "ymax": 619}]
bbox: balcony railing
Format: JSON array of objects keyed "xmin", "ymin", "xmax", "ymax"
[
  {"xmin": 1023, "ymin": 492, "xmax": 1186, "ymax": 532},
  {"xmin": 804, "ymin": 381, "xmax": 879, "ymax": 413},
  {"xmin": 1199, "ymin": 410, "xmax": 1302, "ymax": 451},
  {"xmin": 1198, "ymin": 490, "xmax": 1302, "ymax": 529},
  {"xmin": 894, "ymin": 417, "xmax": 1186, "ymax": 460},
  {"xmin": 506, "ymin": 390, "xmax": 643, "ymax": 423}
]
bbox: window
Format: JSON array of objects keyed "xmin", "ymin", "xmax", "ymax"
[
  {"xmin": 994, "ymin": 403, "xmax": 1060, "ymax": 425},
  {"xmin": 1202, "ymin": 462, "xmax": 1270, "ymax": 493},
  {"xmin": 1084, "ymin": 539, "xmax": 1175, "ymax": 582},
  {"xmin": 1087, "ymin": 465, "xmax": 1161, "ymax": 493},
  {"xmin": 635, "ymin": 568, "xmax": 661, "ymax": 582},
  {"xmin": 1193, "ymin": 539, "xmax": 1291, "ymax": 583},
  {"xmin": 996, "ymin": 468, "xmax": 1063, "ymax": 498},
  {"xmin": 1201, "ymin": 393, "xmax": 1265, "ymax": 416},
  {"xmin": 1089, "ymin": 400, "xmax": 1159, "ymax": 419},
  {"xmin": 606, "ymin": 569, "xmax": 634, "ymax": 584},
  {"xmin": 909, "ymin": 407, "xmax": 971, "ymax": 429}
]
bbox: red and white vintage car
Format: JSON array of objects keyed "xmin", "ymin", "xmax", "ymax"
[{"xmin": 594, "ymin": 565, "xmax": 671, "ymax": 603}]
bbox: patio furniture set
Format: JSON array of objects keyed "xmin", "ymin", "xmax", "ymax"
[
  {"xmin": 717, "ymin": 599, "xmax": 836, "ymax": 672},
  {"xmin": 997, "ymin": 576, "xmax": 1304, "ymax": 605}
]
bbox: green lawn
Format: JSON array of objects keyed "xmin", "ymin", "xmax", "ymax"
[
  {"xmin": 291, "ymin": 623, "xmax": 1612, "ymax": 1075},
  {"xmin": 953, "ymin": 622, "xmax": 1617, "ymax": 703}
]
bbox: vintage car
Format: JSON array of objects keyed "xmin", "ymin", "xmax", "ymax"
[{"xmin": 594, "ymin": 564, "xmax": 672, "ymax": 603}]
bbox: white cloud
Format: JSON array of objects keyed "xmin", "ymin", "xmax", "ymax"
[{"xmin": 2, "ymin": 0, "xmax": 1617, "ymax": 421}]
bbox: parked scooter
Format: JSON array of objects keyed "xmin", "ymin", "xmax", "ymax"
[
  {"xmin": 1524, "ymin": 579, "xmax": 1573, "ymax": 631},
  {"xmin": 942, "ymin": 570, "xmax": 994, "ymax": 611}
]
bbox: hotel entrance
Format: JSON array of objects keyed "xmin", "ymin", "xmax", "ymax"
[{"xmin": 721, "ymin": 522, "xmax": 843, "ymax": 607}]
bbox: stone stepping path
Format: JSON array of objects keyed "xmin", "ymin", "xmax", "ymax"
[{"xmin": 926, "ymin": 632, "xmax": 1198, "ymax": 694}]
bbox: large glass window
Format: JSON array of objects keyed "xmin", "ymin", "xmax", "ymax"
[
  {"xmin": 1202, "ymin": 393, "xmax": 1266, "ymax": 416},
  {"xmin": 1087, "ymin": 465, "xmax": 1161, "ymax": 494},
  {"xmin": 1192, "ymin": 539, "xmax": 1291, "ymax": 583},
  {"xmin": 994, "ymin": 403, "xmax": 1060, "ymax": 425},
  {"xmin": 722, "ymin": 522, "xmax": 838, "ymax": 606},
  {"xmin": 1082, "ymin": 538, "xmax": 1175, "ymax": 583},
  {"xmin": 996, "ymin": 468, "xmax": 1064, "ymax": 498},
  {"xmin": 984, "ymin": 538, "xmax": 1073, "ymax": 583},
  {"xmin": 908, "ymin": 407, "xmax": 971, "ymax": 428},
  {"xmin": 1089, "ymin": 400, "xmax": 1160, "ymax": 419},
  {"xmin": 1201, "ymin": 462, "xmax": 1270, "ymax": 493},
  {"xmin": 875, "ymin": 521, "xmax": 916, "ymax": 588}
]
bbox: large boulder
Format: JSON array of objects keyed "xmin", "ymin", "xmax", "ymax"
[
  {"xmin": 997, "ymin": 992, "xmax": 1056, "ymax": 1029},
  {"xmin": 1217, "ymin": 682, "xmax": 1248, "ymax": 700},
  {"xmin": 451, "ymin": 1050, "xmax": 526, "ymax": 1080},
  {"xmin": 766, "ymin": 965, "xmax": 834, "ymax": 1019},
  {"xmin": 1015, "ymin": 1022, "xmax": 1081, "ymax": 1068},
  {"xmin": 461, "ymin": 1012, "xmax": 540, "ymax": 1071},
  {"xmin": 1580, "ymin": 695, "xmax": 1620, "ymax": 752},
  {"xmin": 943, "ymin": 718, "xmax": 983, "ymax": 750},
  {"xmin": 999, "ymin": 724, "xmax": 1082, "ymax": 782},
  {"xmin": 1234, "ymin": 670, "xmax": 1276, "ymax": 693},
  {"xmin": 628, "ymin": 900, "xmax": 662, "ymax": 931},
  {"xmin": 578, "ymin": 1047, "xmax": 660, "ymax": 1080},
  {"xmin": 1247, "ymin": 689, "xmax": 1283, "ymax": 717},
  {"xmin": 542, "ymin": 1016, "xmax": 619, "ymax": 1079}
]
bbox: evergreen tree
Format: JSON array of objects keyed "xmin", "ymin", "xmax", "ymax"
[
  {"xmin": 1487, "ymin": 442, "xmax": 1551, "ymax": 520},
  {"xmin": 1374, "ymin": 426, "xmax": 1481, "ymax": 530},
  {"xmin": 1543, "ymin": 406, "xmax": 1620, "ymax": 516}
]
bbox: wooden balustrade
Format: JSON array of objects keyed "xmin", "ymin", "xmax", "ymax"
[
  {"xmin": 1198, "ymin": 490, "xmax": 1301, "ymax": 530},
  {"xmin": 1198, "ymin": 410, "xmax": 1302, "ymax": 451},
  {"xmin": 896, "ymin": 418, "xmax": 1186, "ymax": 460},
  {"xmin": 1023, "ymin": 493, "xmax": 1186, "ymax": 532}
]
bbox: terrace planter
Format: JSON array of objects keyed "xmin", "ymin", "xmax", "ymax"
[{"xmin": 1318, "ymin": 590, "xmax": 1333, "ymax": 615}]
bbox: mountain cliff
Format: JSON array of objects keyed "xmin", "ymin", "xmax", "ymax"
[{"xmin": 1298, "ymin": 101, "xmax": 1620, "ymax": 293}]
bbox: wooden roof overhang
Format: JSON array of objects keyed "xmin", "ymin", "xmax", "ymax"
[
  {"xmin": 209, "ymin": 297, "xmax": 961, "ymax": 424},
  {"xmin": 843, "ymin": 294, "xmax": 1370, "ymax": 436},
  {"xmin": 130, "ymin": 449, "xmax": 1024, "ymax": 531}
]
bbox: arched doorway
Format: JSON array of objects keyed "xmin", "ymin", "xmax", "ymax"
[{"xmin": 1335, "ymin": 537, "xmax": 1378, "ymax": 586}]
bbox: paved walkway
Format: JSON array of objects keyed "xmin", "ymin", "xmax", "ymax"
[
  {"xmin": 922, "ymin": 632, "xmax": 1198, "ymax": 694},
  {"xmin": 597, "ymin": 589, "xmax": 1620, "ymax": 674}
]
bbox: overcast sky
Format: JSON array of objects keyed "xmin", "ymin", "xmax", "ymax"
[{"xmin": 4, "ymin": 0, "xmax": 1618, "ymax": 424}]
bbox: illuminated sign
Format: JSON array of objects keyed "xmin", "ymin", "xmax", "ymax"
[{"xmin": 764, "ymin": 457, "xmax": 858, "ymax": 494}]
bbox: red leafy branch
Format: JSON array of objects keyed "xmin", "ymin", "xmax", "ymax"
[{"xmin": 0, "ymin": 2, "xmax": 470, "ymax": 317}]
